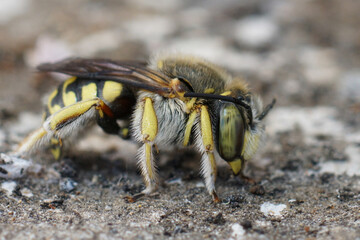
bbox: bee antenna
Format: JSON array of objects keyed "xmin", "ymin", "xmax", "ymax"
[
  {"xmin": 257, "ymin": 98, "xmax": 276, "ymax": 120},
  {"xmin": 183, "ymin": 92, "xmax": 249, "ymax": 109},
  {"xmin": 184, "ymin": 92, "xmax": 256, "ymax": 125}
]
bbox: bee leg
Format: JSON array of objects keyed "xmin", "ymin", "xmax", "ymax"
[
  {"xmin": 239, "ymin": 163, "xmax": 256, "ymax": 184},
  {"xmin": 16, "ymin": 127, "xmax": 49, "ymax": 156},
  {"xmin": 124, "ymin": 192, "xmax": 145, "ymax": 203},
  {"xmin": 183, "ymin": 110, "xmax": 197, "ymax": 147},
  {"xmin": 16, "ymin": 98, "xmax": 113, "ymax": 156},
  {"xmin": 119, "ymin": 125, "xmax": 131, "ymax": 139},
  {"xmin": 96, "ymin": 111, "xmax": 132, "ymax": 140},
  {"xmin": 199, "ymin": 105, "xmax": 220, "ymax": 203},
  {"xmin": 49, "ymin": 137, "xmax": 63, "ymax": 160},
  {"xmin": 239, "ymin": 173, "xmax": 256, "ymax": 184},
  {"xmin": 137, "ymin": 97, "xmax": 158, "ymax": 195}
]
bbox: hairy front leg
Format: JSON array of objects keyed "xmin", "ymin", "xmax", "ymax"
[{"xmin": 199, "ymin": 105, "xmax": 220, "ymax": 203}]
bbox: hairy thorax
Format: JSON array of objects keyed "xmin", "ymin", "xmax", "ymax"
[{"xmin": 131, "ymin": 91, "xmax": 188, "ymax": 148}]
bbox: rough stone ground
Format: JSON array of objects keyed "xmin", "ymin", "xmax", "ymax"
[{"xmin": 0, "ymin": 0, "xmax": 359, "ymax": 239}]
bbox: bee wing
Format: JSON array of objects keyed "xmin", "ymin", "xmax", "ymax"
[{"xmin": 37, "ymin": 58, "xmax": 173, "ymax": 96}]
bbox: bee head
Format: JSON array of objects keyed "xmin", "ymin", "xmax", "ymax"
[
  {"xmin": 216, "ymin": 91, "xmax": 276, "ymax": 175},
  {"xmin": 184, "ymin": 88, "xmax": 275, "ymax": 175}
]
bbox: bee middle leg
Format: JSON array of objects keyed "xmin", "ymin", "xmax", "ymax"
[{"xmin": 96, "ymin": 110, "xmax": 131, "ymax": 139}]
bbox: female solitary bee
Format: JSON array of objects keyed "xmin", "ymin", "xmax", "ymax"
[{"xmin": 9, "ymin": 53, "xmax": 275, "ymax": 202}]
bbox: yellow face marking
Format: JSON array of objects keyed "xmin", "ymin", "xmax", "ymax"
[
  {"xmin": 183, "ymin": 111, "xmax": 197, "ymax": 146},
  {"xmin": 228, "ymin": 159, "xmax": 242, "ymax": 175},
  {"xmin": 220, "ymin": 91, "xmax": 232, "ymax": 96},
  {"xmin": 145, "ymin": 143, "xmax": 153, "ymax": 179},
  {"xmin": 50, "ymin": 99, "xmax": 99, "ymax": 130},
  {"xmin": 62, "ymin": 77, "xmax": 77, "ymax": 106},
  {"xmin": 47, "ymin": 89, "xmax": 61, "ymax": 114},
  {"xmin": 102, "ymin": 81, "xmax": 123, "ymax": 103},
  {"xmin": 141, "ymin": 98, "xmax": 158, "ymax": 142},
  {"xmin": 200, "ymin": 105, "xmax": 213, "ymax": 151},
  {"xmin": 82, "ymin": 83, "xmax": 97, "ymax": 100},
  {"xmin": 204, "ymin": 88, "xmax": 214, "ymax": 94}
]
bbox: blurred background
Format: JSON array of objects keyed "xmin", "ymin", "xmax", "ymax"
[{"xmin": 1, "ymin": 0, "xmax": 359, "ymax": 109}]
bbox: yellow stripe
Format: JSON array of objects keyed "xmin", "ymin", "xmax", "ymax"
[
  {"xmin": 48, "ymin": 89, "xmax": 61, "ymax": 114},
  {"xmin": 141, "ymin": 98, "xmax": 158, "ymax": 142},
  {"xmin": 62, "ymin": 77, "xmax": 77, "ymax": 106},
  {"xmin": 82, "ymin": 83, "xmax": 97, "ymax": 100},
  {"xmin": 102, "ymin": 81, "xmax": 123, "ymax": 103},
  {"xmin": 220, "ymin": 91, "xmax": 232, "ymax": 96},
  {"xmin": 183, "ymin": 111, "xmax": 197, "ymax": 146},
  {"xmin": 200, "ymin": 105, "xmax": 213, "ymax": 151},
  {"xmin": 204, "ymin": 88, "xmax": 214, "ymax": 94}
]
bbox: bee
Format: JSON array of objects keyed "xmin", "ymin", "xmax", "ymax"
[{"xmin": 10, "ymin": 53, "xmax": 275, "ymax": 202}]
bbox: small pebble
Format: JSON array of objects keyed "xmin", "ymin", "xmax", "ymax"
[
  {"xmin": 1, "ymin": 181, "xmax": 17, "ymax": 197},
  {"xmin": 59, "ymin": 178, "xmax": 78, "ymax": 193},
  {"xmin": 260, "ymin": 202, "xmax": 287, "ymax": 217}
]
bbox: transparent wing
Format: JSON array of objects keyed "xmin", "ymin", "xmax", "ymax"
[{"xmin": 37, "ymin": 58, "xmax": 173, "ymax": 97}]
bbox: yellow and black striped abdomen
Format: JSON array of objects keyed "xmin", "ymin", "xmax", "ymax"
[{"xmin": 45, "ymin": 77, "xmax": 136, "ymax": 120}]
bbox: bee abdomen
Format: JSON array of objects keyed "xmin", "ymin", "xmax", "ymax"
[{"xmin": 45, "ymin": 77, "xmax": 135, "ymax": 120}]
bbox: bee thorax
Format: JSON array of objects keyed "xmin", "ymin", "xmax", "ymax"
[{"xmin": 132, "ymin": 92, "xmax": 187, "ymax": 147}]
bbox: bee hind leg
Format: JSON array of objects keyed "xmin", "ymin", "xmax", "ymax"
[{"xmin": 16, "ymin": 98, "xmax": 114, "ymax": 157}]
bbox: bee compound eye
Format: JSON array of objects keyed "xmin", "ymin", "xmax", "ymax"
[{"xmin": 217, "ymin": 103, "xmax": 246, "ymax": 162}]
